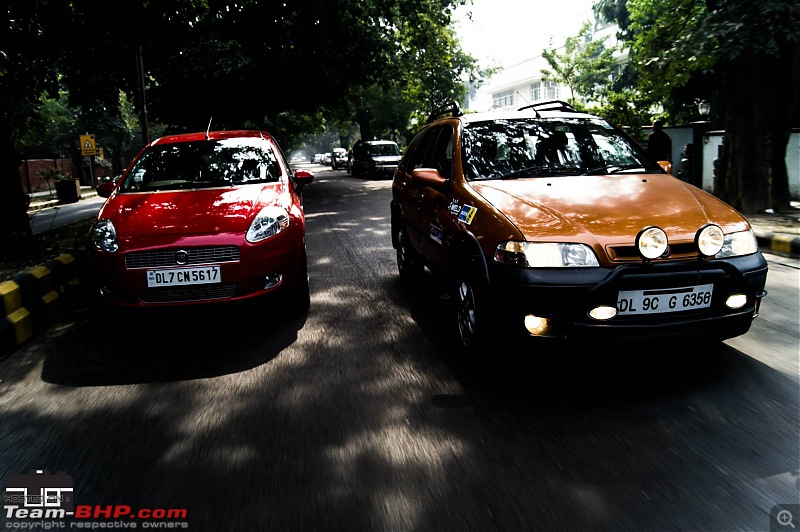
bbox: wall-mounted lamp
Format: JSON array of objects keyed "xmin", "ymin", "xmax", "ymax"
[{"xmin": 698, "ymin": 100, "xmax": 711, "ymax": 117}]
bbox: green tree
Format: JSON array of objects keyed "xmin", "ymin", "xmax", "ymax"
[
  {"xmin": 595, "ymin": 0, "xmax": 800, "ymax": 214},
  {"xmin": 541, "ymin": 22, "xmax": 619, "ymax": 105},
  {"xmin": 0, "ymin": 0, "xmax": 483, "ymax": 258}
]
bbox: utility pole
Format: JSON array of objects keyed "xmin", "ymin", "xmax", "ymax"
[{"xmin": 136, "ymin": 46, "xmax": 150, "ymax": 147}]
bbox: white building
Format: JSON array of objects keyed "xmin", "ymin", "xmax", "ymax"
[{"xmin": 468, "ymin": 18, "xmax": 623, "ymax": 113}]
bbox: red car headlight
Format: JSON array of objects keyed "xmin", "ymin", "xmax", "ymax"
[
  {"xmin": 246, "ymin": 206, "xmax": 290, "ymax": 243},
  {"xmin": 90, "ymin": 219, "xmax": 119, "ymax": 252}
]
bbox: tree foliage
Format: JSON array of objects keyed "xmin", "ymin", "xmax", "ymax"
[
  {"xmin": 593, "ymin": 0, "xmax": 800, "ymax": 213},
  {"xmin": 0, "ymin": 0, "xmax": 483, "ymax": 257},
  {"xmin": 541, "ymin": 22, "xmax": 618, "ymax": 105}
]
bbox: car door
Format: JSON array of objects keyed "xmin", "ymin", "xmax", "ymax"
[{"xmin": 410, "ymin": 124, "xmax": 456, "ymax": 271}]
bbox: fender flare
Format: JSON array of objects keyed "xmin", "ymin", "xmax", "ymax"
[{"xmin": 448, "ymin": 230, "xmax": 489, "ymax": 286}]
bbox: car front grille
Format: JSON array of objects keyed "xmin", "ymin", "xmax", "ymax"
[
  {"xmin": 135, "ymin": 284, "xmax": 238, "ymax": 304},
  {"xmin": 608, "ymin": 242, "xmax": 700, "ymax": 262},
  {"xmin": 125, "ymin": 246, "xmax": 240, "ymax": 269}
]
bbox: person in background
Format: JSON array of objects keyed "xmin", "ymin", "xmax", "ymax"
[{"xmin": 647, "ymin": 119, "xmax": 672, "ymax": 163}]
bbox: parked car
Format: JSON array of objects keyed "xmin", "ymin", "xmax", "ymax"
[
  {"xmin": 390, "ymin": 100, "xmax": 768, "ymax": 352},
  {"xmin": 313, "ymin": 153, "xmax": 324, "ymax": 164},
  {"xmin": 331, "ymin": 147, "xmax": 348, "ymax": 170},
  {"xmin": 348, "ymin": 139, "xmax": 402, "ymax": 178},
  {"xmin": 86, "ymin": 130, "xmax": 314, "ymax": 313}
]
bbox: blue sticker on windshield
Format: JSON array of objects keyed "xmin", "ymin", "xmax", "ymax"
[{"xmin": 458, "ymin": 205, "xmax": 477, "ymax": 225}]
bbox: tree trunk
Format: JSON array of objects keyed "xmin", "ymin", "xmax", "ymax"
[
  {"xmin": 0, "ymin": 117, "xmax": 36, "ymax": 259},
  {"xmin": 772, "ymin": 36, "xmax": 800, "ymax": 213},
  {"xmin": 721, "ymin": 51, "xmax": 793, "ymax": 215}
]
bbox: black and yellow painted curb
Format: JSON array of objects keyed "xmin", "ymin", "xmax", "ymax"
[
  {"xmin": 0, "ymin": 252, "xmax": 85, "ymax": 358},
  {"xmin": 755, "ymin": 233, "xmax": 800, "ymax": 259}
]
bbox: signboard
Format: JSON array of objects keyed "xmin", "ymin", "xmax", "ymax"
[{"xmin": 80, "ymin": 134, "xmax": 96, "ymax": 156}]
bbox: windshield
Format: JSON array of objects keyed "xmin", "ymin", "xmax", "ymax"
[
  {"xmin": 462, "ymin": 117, "xmax": 662, "ymax": 181},
  {"xmin": 119, "ymin": 138, "xmax": 283, "ymax": 192},
  {"xmin": 368, "ymin": 143, "xmax": 401, "ymax": 156}
]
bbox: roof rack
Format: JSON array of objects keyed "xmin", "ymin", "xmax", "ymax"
[
  {"xmin": 427, "ymin": 101, "xmax": 464, "ymax": 123},
  {"xmin": 517, "ymin": 100, "xmax": 581, "ymax": 118}
]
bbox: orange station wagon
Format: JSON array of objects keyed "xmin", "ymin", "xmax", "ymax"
[{"xmin": 390, "ymin": 101, "xmax": 768, "ymax": 350}]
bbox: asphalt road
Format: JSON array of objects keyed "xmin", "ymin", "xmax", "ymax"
[
  {"xmin": 1, "ymin": 165, "xmax": 798, "ymax": 531},
  {"xmin": 28, "ymin": 195, "xmax": 106, "ymax": 234}
]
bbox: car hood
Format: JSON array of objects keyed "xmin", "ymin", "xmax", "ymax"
[
  {"xmin": 371, "ymin": 155, "xmax": 402, "ymax": 162},
  {"xmin": 99, "ymin": 183, "xmax": 290, "ymax": 239},
  {"xmin": 469, "ymin": 174, "xmax": 751, "ymax": 243}
]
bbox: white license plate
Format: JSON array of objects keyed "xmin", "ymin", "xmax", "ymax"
[
  {"xmin": 146, "ymin": 266, "xmax": 221, "ymax": 287},
  {"xmin": 617, "ymin": 284, "xmax": 713, "ymax": 315}
]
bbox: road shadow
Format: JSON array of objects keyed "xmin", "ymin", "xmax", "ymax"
[
  {"xmin": 385, "ymin": 270, "xmax": 751, "ymax": 408},
  {"xmin": 39, "ymin": 299, "xmax": 308, "ymax": 386}
]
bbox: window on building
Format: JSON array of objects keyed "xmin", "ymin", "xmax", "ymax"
[
  {"xmin": 531, "ymin": 82, "xmax": 541, "ymax": 101},
  {"xmin": 492, "ymin": 90, "xmax": 514, "ymax": 108},
  {"xmin": 531, "ymin": 81, "xmax": 559, "ymax": 101},
  {"xmin": 544, "ymin": 81, "xmax": 559, "ymax": 99}
]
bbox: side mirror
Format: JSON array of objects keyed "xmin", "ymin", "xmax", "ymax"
[
  {"xmin": 658, "ymin": 161, "xmax": 673, "ymax": 174},
  {"xmin": 96, "ymin": 181, "xmax": 118, "ymax": 198},
  {"xmin": 411, "ymin": 167, "xmax": 447, "ymax": 188},
  {"xmin": 293, "ymin": 169, "xmax": 315, "ymax": 194}
]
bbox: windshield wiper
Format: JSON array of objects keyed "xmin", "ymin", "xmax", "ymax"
[
  {"xmin": 500, "ymin": 166, "xmax": 582, "ymax": 180},
  {"xmin": 583, "ymin": 164, "xmax": 646, "ymax": 175}
]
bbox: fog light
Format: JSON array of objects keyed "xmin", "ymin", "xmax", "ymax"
[
  {"xmin": 696, "ymin": 224, "xmax": 724, "ymax": 257},
  {"xmin": 636, "ymin": 226, "xmax": 668, "ymax": 260},
  {"xmin": 589, "ymin": 305, "xmax": 617, "ymax": 321},
  {"xmin": 264, "ymin": 273, "xmax": 283, "ymax": 289},
  {"xmin": 524, "ymin": 315, "xmax": 555, "ymax": 336},
  {"xmin": 725, "ymin": 293, "xmax": 747, "ymax": 309}
]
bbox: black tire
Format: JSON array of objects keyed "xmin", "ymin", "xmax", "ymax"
[
  {"xmin": 453, "ymin": 269, "xmax": 490, "ymax": 351},
  {"xmin": 396, "ymin": 227, "xmax": 424, "ymax": 283}
]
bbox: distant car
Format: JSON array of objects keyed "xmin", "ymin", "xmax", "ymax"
[
  {"xmin": 313, "ymin": 153, "xmax": 324, "ymax": 164},
  {"xmin": 390, "ymin": 100, "xmax": 768, "ymax": 352},
  {"xmin": 331, "ymin": 147, "xmax": 347, "ymax": 170},
  {"xmin": 349, "ymin": 140, "xmax": 402, "ymax": 178},
  {"xmin": 86, "ymin": 130, "xmax": 314, "ymax": 312},
  {"xmin": 322, "ymin": 152, "xmax": 332, "ymax": 166}
]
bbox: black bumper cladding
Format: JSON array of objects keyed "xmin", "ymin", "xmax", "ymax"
[{"xmin": 489, "ymin": 253, "xmax": 768, "ymax": 343}]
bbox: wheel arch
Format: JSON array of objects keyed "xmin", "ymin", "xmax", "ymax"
[{"xmin": 448, "ymin": 230, "xmax": 489, "ymax": 285}]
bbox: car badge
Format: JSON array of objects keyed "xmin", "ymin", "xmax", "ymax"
[{"xmin": 175, "ymin": 250, "xmax": 189, "ymax": 265}]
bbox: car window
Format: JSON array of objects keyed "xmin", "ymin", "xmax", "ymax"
[
  {"xmin": 404, "ymin": 125, "xmax": 454, "ymax": 180},
  {"xmin": 462, "ymin": 117, "xmax": 658, "ymax": 181},
  {"xmin": 120, "ymin": 138, "xmax": 282, "ymax": 192}
]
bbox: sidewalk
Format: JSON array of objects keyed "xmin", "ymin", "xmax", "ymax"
[
  {"xmin": 27, "ymin": 185, "xmax": 98, "ymax": 213},
  {"xmin": 743, "ymin": 202, "xmax": 800, "ymax": 259}
]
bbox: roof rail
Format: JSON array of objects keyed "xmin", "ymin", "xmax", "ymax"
[
  {"xmin": 427, "ymin": 101, "xmax": 464, "ymax": 123},
  {"xmin": 517, "ymin": 100, "xmax": 581, "ymax": 118}
]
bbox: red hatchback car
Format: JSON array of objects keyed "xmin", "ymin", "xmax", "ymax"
[{"xmin": 86, "ymin": 130, "xmax": 314, "ymax": 312}]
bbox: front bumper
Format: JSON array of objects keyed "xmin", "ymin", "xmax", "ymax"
[
  {"xmin": 85, "ymin": 227, "xmax": 307, "ymax": 307},
  {"xmin": 486, "ymin": 252, "xmax": 769, "ymax": 344}
]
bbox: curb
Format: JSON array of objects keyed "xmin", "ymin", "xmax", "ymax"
[
  {"xmin": 27, "ymin": 189, "xmax": 98, "ymax": 214},
  {"xmin": 755, "ymin": 233, "xmax": 800, "ymax": 259},
  {"xmin": 0, "ymin": 252, "xmax": 85, "ymax": 358}
]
